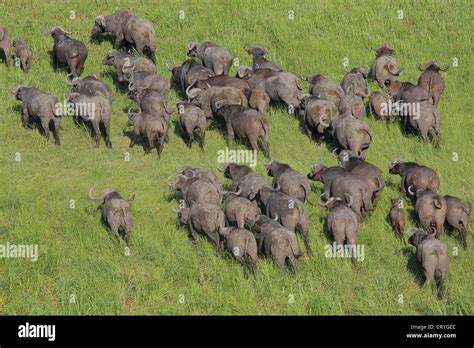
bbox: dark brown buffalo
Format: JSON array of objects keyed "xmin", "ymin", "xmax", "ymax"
[{"xmin": 417, "ymin": 62, "xmax": 447, "ymax": 107}]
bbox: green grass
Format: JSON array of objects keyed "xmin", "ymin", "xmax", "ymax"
[{"xmin": 0, "ymin": 0, "xmax": 472, "ymax": 315}]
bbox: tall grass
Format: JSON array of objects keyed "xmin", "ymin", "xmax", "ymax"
[{"xmin": 0, "ymin": 0, "xmax": 472, "ymax": 315}]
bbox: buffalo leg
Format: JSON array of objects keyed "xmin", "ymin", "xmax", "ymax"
[
  {"xmin": 227, "ymin": 123, "xmax": 235, "ymax": 146},
  {"xmin": 129, "ymin": 134, "xmax": 137, "ymax": 148},
  {"xmin": 114, "ymin": 34, "xmax": 124, "ymax": 50},
  {"xmin": 147, "ymin": 134, "xmax": 155, "ymax": 155},
  {"xmin": 91, "ymin": 122, "xmax": 101, "ymax": 148},
  {"xmin": 157, "ymin": 136, "xmax": 165, "ymax": 158},
  {"xmin": 102, "ymin": 121, "xmax": 112, "ymax": 148},
  {"xmin": 41, "ymin": 118, "xmax": 51, "ymax": 142},
  {"xmin": 262, "ymin": 134, "xmax": 270, "ymax": 158},
  {"xmin": 20, "ymin": 58, "xmax": 28, "ymax": 72},
  {"xmin": 188, "ymin": 225, "xmax": 199, "ymax": 242},
  {"xmin": 199, "ymin": 128, "xmax": 206, "ymax": 151},
  {"xmin": 450, "ymin": 223, "xmax": 467, "ymax": 250},
  {"xmin": 249, "ymin": 136, "xmax": 259, "ymax": 154},
  {"xmin": 52, "ymin": 117, "xmax": 60, "ymax": 145}
]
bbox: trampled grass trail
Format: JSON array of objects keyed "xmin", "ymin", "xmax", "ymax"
[{"xmin": 0, "ymin": 0, "xmax": 472, "ymax": 315}]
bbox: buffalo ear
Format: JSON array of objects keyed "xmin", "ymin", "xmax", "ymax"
[
  {"xmin": 433, "ymin": 198, "xmax": 443, "ymax": 209},
  {"xmin": 187, "ymin": 42, "xmax": 197, "ymax": 52},
  {"xmin": 186, "ymin": 88, "xmax": 201, "ymax": 100},
  {"xmin": 248, "ymin": 188, "xmax": 258, "ymax": 201},
  {"xmin": 95, "ymin": 15, "xmax": 106, "ymax": 28},
  {"xmin": 237, "ymin": 66, "xmax": 251, "ymax": 79},
  {"xmin": 218, "ymin": 227, "xmax": 230, "ymax": 237}
]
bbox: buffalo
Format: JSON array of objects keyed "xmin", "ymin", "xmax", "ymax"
[
  {"xmin": 223, "ymin": 187, "xmax": 261, "ymax": 228},
  {"xmin": 265, "ymin": 160, "xmax": 311, "ymax": 204},
  {"xmin": 368, "ymin": 92, "xmax": 390, "ymax": 120},
  {"xmin": 308, "ymin": 163, "xmax": 372, "ymax": 220},
  {"xmin": 126, "ymin": 71, "xmax": 170, "ymax": 97},
  {"xmin": 68, "ymin": 93, "xmax": 112, "ymax": 148},
  {"xmin": 389, "ymin": 159, "xmax": 440, "ymax": 199},
  {"xmin": 218, "ymin": 163, "xmax": 271, "ymax": 201},
  {"xmin": 417, "ymin": 62, "xmax": 447, "ymax": 107},
  {"xmin": 389, "ymin": 198, "xmax": 406, "ymax": 239},
  {"xmin": 331, "ymin": 115, "xmax": 372, "ymax": 159},
  {"xmin": 65, "ymin": 74, "xmax": 114, "ymax": 105},
  {"xmin": 0, "ymin": 26, "xmax": 11, "ymax": 65},
  {"xmin": 13, "ymin": 85, "xmax": 61, "ymax": 145},
  {"xmin": 92, "ymin": 10, "xmax": 156, "ymax": 57},
  {"xmin": 299, "ymin": 95, "xmax": 338, "ymax": 142},
  {"xmin": 189, "ymin": 75, "xmax": 252, "ymax": 98},
  {"xmin": 175, "ymin": 166, "xmax": 222, "ymax": 191},
  {"xmin": 406, "ymin": 101, "xmax": 440, "ymax": 146},
  {"xmin": 338, "ymin": 150, "xmax": 385, "ymax": 208},
  {"xmin": 176, "ymin": 101, "xmax": 207, "ymax": 150},
  {"xmin": 167, "ymin": 59, "xmax": 215, "ymax": 91},
  {"xmin": 338, "ymin": 93, "xmax": 366, "ymax": 120},
  {"xmin": 48, "ymin": 26, "xmax": 88, "ymax": 77},
  {"xmin": 244, "ymin": 45, "xmax": 283, "ymax": 71},
  {"xmin": 176, "ymin": 202, "xmax": 225, "ymax": 247},
  {"xmin": 304, "ymin": 74, "xmax": 345, "ymax": 105},
  {"xmin": 444, "ymin": 195, "xmax": 471, "ymax": 250},
  {"xmin": 214, "ymin": 102, "xmax": 270, "ymax": 157},
  {"xmin": 251, "ymin": 215, "xmax": 303, "ymax": 271},
  {"xmin": 341, "ymin": 67, "xmax": 370, "ymax": 98},
  {"xmin": 319, "ymin": 194, "xmax": 360, "ymax": 266},
  {"xmin": 127, "ymin": 109, "xmax": 168, "ymax": 157},
  {"xmin": 88, "ymin": 188, "xmax": 134, "ymax": 247},
  {"xmin": 186, "ymin": 85, "xmax": 248, "ymax": 118},
  {"xmin": 102, "ymin": 50, "xmax": 155, "ymax": 83},
  {"xmin": 187, "ymin": 41, "xmax": 233, "ymax": 75},
  {"xmin": 408, "ymin": 228, "xmax": 449, "ymax": 299},
  {"xmin": 218, "ymin": 227, "xmax": 258, "ymax": 275},
  {"xmin": 168, "ymin": 175, "xmax": 221, "ymax": 206},
  {"xmin": 255, "ymin": 187, "xmax": 311, "ymax": 255},
  {"xmin": 238, "ymin": 66, "xmax": 302, "ymax": 111},
  {"xmin": 388, "ymin": 80, "xmax": 429, "ymax": 103},
  {"xmin": 12, "ymin": 39, "xmax": 32, "ymax": 72},
  {"xmin": 371, "ymin": 44, "xmax": 402, "ymax": 88},
  {"xmin": 249, "ymin": 89, "xmax": 270, "ymax": 114},
  {"xmin": 414, "ymin": 189, "xmax": 447, "ymax": 238}
]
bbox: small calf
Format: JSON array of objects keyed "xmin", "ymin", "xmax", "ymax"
[
  {"xmin": 389, "ymin": 198, "xmax": 406, "ymax": 239},
  {"xmin": 88, "ymin": 188, "xmax": 134, "ymax": 247},
  {"xmin": 218, "ymin": 227, "xmax": 258, "ymax": 275},
  {"xmin": 13, "ymin": 39, "xmax": 32, "ymax": 72}
]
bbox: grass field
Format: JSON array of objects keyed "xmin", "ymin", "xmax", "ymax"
[{"xmin": 0, "ymin": 0, "xmax": 472, "ymax": 315}]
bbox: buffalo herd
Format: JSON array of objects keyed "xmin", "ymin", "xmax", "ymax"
[{"xmin": 0, "ymin": 9, "xmax": 470, "ymax": 300}]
